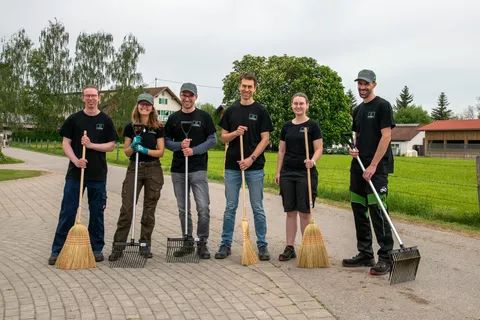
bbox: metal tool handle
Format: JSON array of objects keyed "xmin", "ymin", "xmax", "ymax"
[
  {"xmin": 181, "ymin": 121, "xmax": 192, "ymax": 238},
  {"xmin": 130, "ymin": 123, "xmax": 145, "ymax": 243},
  {"xmin": 341, "ymin": 133, "xmax": 405, "ymax": 248}
]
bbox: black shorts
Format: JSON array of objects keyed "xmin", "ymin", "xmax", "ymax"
[{"xmin": 279, "ymin": 169, "xmax": 318, "ymax": 213}]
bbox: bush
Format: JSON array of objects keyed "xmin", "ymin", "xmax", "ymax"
[{"xmin": 12, "ymin": 130, "xmax": 61, "ymax": 142}]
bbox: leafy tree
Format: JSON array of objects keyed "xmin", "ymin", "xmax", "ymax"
[
  {"xmin": 28, "ymin": 19, "xmax": 73, "ymax": 131},
  {"xmin": 346, "ymin": 89, "xmax": 357, "ymax": 115},
  {"xmin": 222, "ymin": 55, "xmax": 350, "ymax": 147},
  {"xmin": 0, "ymin": 29, "xmax": 33, "ymax": 129},
  {"xmin": 196, "ymin": 102, "xmax": 216, "ymax": 120},
  {"xmin": 394, "ymin": 104, "xmax": 432, "ymax": 124},
  {"xmin": 431, "ymin": 92, "xmax": 453, "ymax": 120},
  {"xmin": 395, "ymin": 85, "xmax": 414, "ymax": 110},
  {"xmin": 73, "ymin": 31, "xmax": 115, "ymax": 91},
  {"xmin": 107, "ymin": 34, "xmax": 146, "ymax": 132}
]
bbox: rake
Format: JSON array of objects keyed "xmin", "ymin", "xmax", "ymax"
[
  {"xmin": 343, "ymin": 133, "xmax": 420, "ymax": 284},
  {"xmin": 110, "ymin": 123, "xmax": 148, "ymax": 268},
  {"xmin": 166, "ymin": 121, "xmax": 200, "ymax": 263}
]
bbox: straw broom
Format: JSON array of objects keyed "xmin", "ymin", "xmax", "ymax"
[
  {"xmin": 56, "ymin": 131, "xmax": 96, "ymax": 270},
  {"xmin": 240, "ymin": 135, "xmax": 259, "ymax": 265},
  {"xmin": 296, "ymin": 128, "xmax": 330, "ymax": 268}
]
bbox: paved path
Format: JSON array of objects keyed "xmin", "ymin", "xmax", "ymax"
[{"xmin": 1, "ymin": 147, "xmax": 480, "ymax": 320}]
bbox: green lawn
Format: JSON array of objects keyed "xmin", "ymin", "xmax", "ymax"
[
  {"xmin": 10, "ymin": 142, "xmax": 480, "ymax": 229},
  {"xmin": 0, "ymin": 151, "xmax": 24, "ymax": 164},
  {"xmin": 0, "ymin": 169, "xmax": 43, "ymax": 181}
]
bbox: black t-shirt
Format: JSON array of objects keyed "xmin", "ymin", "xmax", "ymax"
[
  {"xmin": 164, "ymin": 108, "xmax": 216, "ymax": 173},
  {"xmin": 220, "ymin": 101, "xmax": 274, "ymax": 171},
  {"xmin": 351, "ymin": 96, "xmax": 396, "ymax": 173},
  {"xmin": 280, "ymin": 119, "xmax": 322, "ymax": 172},
  {"xmin": 60, "ymin": 110, "xmax": 117, "ymax": 181},
  {"xmin": 124, "ymin": 122, "xmax": 164, "ymax": 162}
]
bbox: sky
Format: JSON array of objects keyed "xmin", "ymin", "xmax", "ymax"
[{"xmin": 1, "ymin": 0, "xmax": 479, "ymax": 115}]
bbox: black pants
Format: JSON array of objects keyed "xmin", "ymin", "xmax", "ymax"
[{"xmin": 349, "ymin": 169, "xmax": 394, "ymax": 261}]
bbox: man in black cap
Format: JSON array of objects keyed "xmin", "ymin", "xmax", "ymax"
[
  {"xmin": 342, "ymin": 69, "xmax": 396, "ymax": 276},
  {"xmin": 164, "ymin": 83, "xmax": 217, "ymax": 259}
]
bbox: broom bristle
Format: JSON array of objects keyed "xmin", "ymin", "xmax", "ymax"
[
  {"xmin": 55, "ymin": 221, "xmax": 96, "ymax": 270},
  {"xmin": 242, "ymin": 219, "xmax": 259, "ymax": 265},
  {"xmin": 296, "ymin": 219, "xmax": 330, "ymax": 268}
]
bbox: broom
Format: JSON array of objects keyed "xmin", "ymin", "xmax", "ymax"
[
  {"xmin": 296, "ymin": 128, "xmax": 330, "ymax": 268},
  {"xmin": 55, "ymin": 130, "xmax": 96, "ymax": 270},
  {"xmin": 240, "ymin": 135, "xmax": 259, "ymax": 265}
]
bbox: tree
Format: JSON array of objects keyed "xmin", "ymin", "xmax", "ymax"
[
  {"xmin": 346, "ymin": 89, "xmax": 357, "ymax": 115},
  {"xmin": 0, "ymin": 29, "xmax": 33, "ymax": 129},
  {"xmin": 394, "ymin": 104, "xmax": 432, "ymax": 124},
  {"xmin": 222, "ymin": 55, "xmax": 350, "ymax": 147},
  {"xmin": 28, "ymin": 19, "xmax": 73, "ymax": 131},
  {"xmin": 107, "ymin": 34, "xmax": 146, "ymax": 131},
  {"xmin": 73, "ymin": 31, "xmax": 115, "ymax": 91},
  {"xmin": 196, "ymin": 102, "xmax": 217, "ymax": 120},
  {"xmin": 431, "ymin": 92, "xmax": 453, "ymax": 120},
  {"xmin": 395, "ymin": 86, "xmax": 414, "ymax": 110}
]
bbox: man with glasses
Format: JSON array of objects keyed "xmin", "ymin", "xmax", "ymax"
[
  {"xmin": 164, "ymin": 83, "xmax": 217, "ymax": 259},
  {"xmin": 48, "ymin": 84, "xmax": 117, "ymax": 265}
]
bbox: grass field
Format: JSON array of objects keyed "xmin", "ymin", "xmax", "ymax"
[
  {"xmin": 10, "ymin": 142, "xmax": 480, "ymax": 229},
  {"xmin": 0, "ymin": 151, "xmax": 24, "ymax": 164},
  {"xmin": 0, "ymin": 169, "xmax": 43, "ymax": 182}
]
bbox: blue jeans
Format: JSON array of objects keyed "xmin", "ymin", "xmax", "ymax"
[
  {"xmin": 51, "ymin": 179, "xmax": 106, "ymax": 256},
  {"xmin": 221, "ymin": 169, "xmax": 267, "ymax": 249}
]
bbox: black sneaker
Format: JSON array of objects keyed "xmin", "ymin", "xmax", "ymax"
[
  {"xmin": 139, "ymin": 246, "xmax": 153, "ymax": 259},
  {"xmin": 198, "ymin": 243, "xmax": 211, "ymax": 259},
  {"xmin": 279, "ymin": 246, "xmax": 296, "ymax": 261},
  {"xmin": 94, "ymin": 253, "xmax": 104, "ymax": 262},
  {"xmin": 258, "ymin": 246, "xmax": 271, "ymax": 261},
  {"xmin": 173, "ymin": 245, "xmax": 195, "ymax": 257},
  {"xmin": 48, "ymin": 255, "xmax": 58, "ymax": 266},
  {"xmin": 342, "ymin": 253, "xmax": 375, "ymax": 267},
  {"xmin": 214, "ymin": 245, "xmax": 231, "ymax": 259},
  {"xmin": 370, "ymin": 260, "xmax": 392, "ymax": 275},
  {"xmin": 108, "ymin": 250, "xmax": 123, "ymax": 261}
]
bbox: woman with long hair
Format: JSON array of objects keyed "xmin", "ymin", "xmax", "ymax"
[
  {"xmin": 275, "ymin": 92, "xmax": 323, "ymax": 261},
  {"xmin": 109, "ymin": 93, "xmax": 165, "ymax": 260}
]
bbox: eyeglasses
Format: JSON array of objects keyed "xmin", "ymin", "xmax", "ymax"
[
  {"xmin": 181, "ymin": 93, "xmax": 195, "ymax": 99},
  {"xmin": 83, "ymin": 94, "xmax": 98, "ymax": 98},
  {"xmin": 138, "ymin": 103, "xmax": 153, "ymax": 108}
]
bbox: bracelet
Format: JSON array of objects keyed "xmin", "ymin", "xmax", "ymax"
[
  {"xmin": 311, "ymin": 159, "xmax": 316, "ymax": 166},
  {"xmin": 251, "ymin": 155, "xmax": 257, "ymax": 161}
]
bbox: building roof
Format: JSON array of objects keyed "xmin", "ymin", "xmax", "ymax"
[
  {"xmin": 419, "ymin": 119, "xmax": 480, "ymax": 131},
  {"xmin": 99, "ymin": 86, "xmax": 181, "ymax": 105},
  {"xmin": 391, "ymin": 124, "xmax": 423, "ymax": 141}
]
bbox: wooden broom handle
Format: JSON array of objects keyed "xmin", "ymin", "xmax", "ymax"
[
  {"xmin": 304, "ymin": 128, "xmax": 314, "ymax": 215},
  {"xmin": 240, "ymin": 135, "xmax": 247, "ymax": 220},
  {"xmin": 76, "ymin": 130, "xmax": 87, "ymax": 222}
]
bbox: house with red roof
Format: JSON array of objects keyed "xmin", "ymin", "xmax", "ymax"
[
  {"xmin": 418, "ymin": 119, "xmax": 480, "ymax": 158},
  {"xmin": 391, "ymin": 124, "xmax": 425, "ymax": 156}
]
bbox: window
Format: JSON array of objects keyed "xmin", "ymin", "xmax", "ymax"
[{"xmin": 165, "ymin": 98, "xmax": 168, "ymax": 104}]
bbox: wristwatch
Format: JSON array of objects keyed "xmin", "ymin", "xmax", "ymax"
[
  {"xmin": 251, "ymin": 155, "xmax": 257, "ymax": 161},
  {"xmin": 311, "ymin": 159, "xmax": 316, "ymax": 166}
]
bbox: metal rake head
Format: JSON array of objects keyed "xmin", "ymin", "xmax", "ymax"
[
  {"xmin": 389, "ymin": 246, "xmax": 421, "ymax": 285},
  {"xmin": 166, "ymin": 237, "xmax": 200, "ymax": 263},
  {"xmin": 109, "ymin": 242, "xmax": 148, "ymax": 268}
]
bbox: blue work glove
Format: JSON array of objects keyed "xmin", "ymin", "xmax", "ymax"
[
  {"xmin": 130, "ymin": 136, "xmax": 142, "ymax": 149},
  {"xmin": 134, "ymin": 144, "xmax": 149, "ymax": 155}
]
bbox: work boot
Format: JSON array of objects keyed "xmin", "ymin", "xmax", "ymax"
[
  {"xmin": 48, "ymin": 255, "xmax": 58, "ymax": 266},
  {"xmin": 279, "ymin": 246, "xmax": 296, "ymax": 261},
  {"xmin": 94, "ymin": 253, "xmax": 104, "ymax": 262},
  {"xmin": 198, "ymin": 242, "xmax": 211, "ymax": 259},
  {"xmin": 108, "ymin": 250, "xmax": 123, "ymax": 262},
  {"xmin": 214, "ymin": 245, "xmax": 231, "ymax": 259},
  {"xmin": 173, "ymin": 245, "xmax": 195, "ymax": 257},
  {"xmin": 370, "ymin": 260, "xmax": 392, "ymax": 275},
  {"xmin": 342, "ymin": 253, "xmax": 375, "ymax": 267},
  {"xmin": 139, "ymin": 245, "xmax": 153, "ymax": 259},
  {"xmin": 258, "ymin": 246, "xmax": 271, "ymax": 261}
]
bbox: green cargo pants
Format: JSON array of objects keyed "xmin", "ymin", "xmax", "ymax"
[{"xmin": 113, "ymin": 160, "xmax": 164, "ymax": 245}]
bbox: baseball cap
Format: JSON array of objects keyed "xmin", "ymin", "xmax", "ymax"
[
  {"xmin": 180, "ymin": 83, "xmax": 198, "ymax": 95},
  {"xmin": 137, "ymin": 93, "xmax": 154, "ymax": 105},
  {"xmin": 355, "ymin": 69, "xmax": 376, "ymax": 83}
]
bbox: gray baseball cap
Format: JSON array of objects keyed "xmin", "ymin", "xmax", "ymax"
[
  {"xmin": 180, "ymin": 82, "xmax": 198, "ymax": 95},
  {"xmin": 355, "ymin": 69, "xmax": 376, "ymax": 83},
  {"xmin": 137, "ymin": 93, "xmax": 154, "ymax": 105}
]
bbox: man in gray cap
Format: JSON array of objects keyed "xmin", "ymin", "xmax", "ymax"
[
  {"xmin": 342, "ymin": 69, "xmax": 396, "ymax": 276},
  {"xmin": 164, "ymin": 83, "xmax": 217, "ymax": 259}
]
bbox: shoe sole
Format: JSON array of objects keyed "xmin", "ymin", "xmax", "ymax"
[
  {"xmin": 370, "ymin": 267, "xmax": 391, "ymax": 275},
  {"xmin": 342, "ymin": 261, "xmax": 375, "ymax": 267}
]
